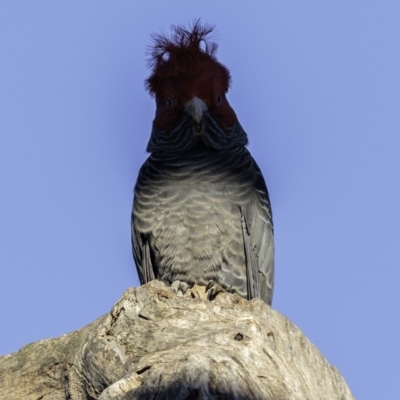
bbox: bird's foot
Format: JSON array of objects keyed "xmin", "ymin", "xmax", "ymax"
[
  {"xmin": 170, "ymin": 280, "xmax": 190, "ymax": 296},
  {"xmin": 205, "ymin": 280, "xmax": 224, "ymax": 301}
]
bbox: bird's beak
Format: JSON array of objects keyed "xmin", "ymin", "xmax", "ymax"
[{"xmin": 185, "ymin": 97, "xmax": 207, "ymax": 133}]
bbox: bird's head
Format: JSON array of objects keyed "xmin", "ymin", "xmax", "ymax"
[{"xmin": 145, "ymin": 20, "xmax": 248, "ymax": 153}]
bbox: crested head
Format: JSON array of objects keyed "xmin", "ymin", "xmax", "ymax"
[
  {"xmin": 145, "ymin": 20, "xmax": 247, "ymax": 152},
  {"xmin": 146, "ymin": 21, "xmax": 230, "ymax": 97}
]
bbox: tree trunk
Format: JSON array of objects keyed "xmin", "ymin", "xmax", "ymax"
[{"xmin": 0, "ymin": 281, "xmax": 354, "ymax": 399}]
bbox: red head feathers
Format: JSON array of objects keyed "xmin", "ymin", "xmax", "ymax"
[
  {"xmin": 145, "ymin": 21, "xmax": 240, "ymax": 133},
  {"xmin": 146, "ymin": 21, "xmax": 231, "ymax": 97}
]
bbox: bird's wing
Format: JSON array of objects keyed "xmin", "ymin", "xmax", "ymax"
[
  {"xmin": 131, "ymin": 210, "xmax": 155, "ymax": 285},
  {"xmin": 242, "ymin": 158, "xmax": 275, "ymax": 305}
]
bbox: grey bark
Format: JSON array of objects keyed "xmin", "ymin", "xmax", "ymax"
[{"xmin": 0, "ymin": 281, "xmax": 354, "ymax": 399}]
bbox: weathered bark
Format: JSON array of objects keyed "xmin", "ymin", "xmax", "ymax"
[{"xmin": 0, "ymin": 281, "xmax": 354, "ymax": 399}]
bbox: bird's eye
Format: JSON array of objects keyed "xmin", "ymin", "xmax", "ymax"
[
  {"xmin": 166, "ymin": 98, "xmax": 172, "ymax": 107},
  {"xmin": 217, "ymin": 94, "xmax": 223, "ymax": 104}
]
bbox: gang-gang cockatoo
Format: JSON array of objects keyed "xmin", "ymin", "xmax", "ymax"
[{"xmin": 131, "ymin": 21, "xmax": 274, "ymax": 305}]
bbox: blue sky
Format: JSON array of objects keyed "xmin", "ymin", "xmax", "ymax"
[{"xmin": 1, "ymin": 1, "xmax": 399, "ymax": 398}]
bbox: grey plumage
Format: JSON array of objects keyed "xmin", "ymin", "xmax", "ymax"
[{"xmin": 131, "ymin": 22, "xmax": 275, "ymax": 305}]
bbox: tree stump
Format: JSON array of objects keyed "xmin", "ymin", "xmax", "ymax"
[{"xmin": 0, "ymin": 280, "xmax": 354, "ymax": 399}]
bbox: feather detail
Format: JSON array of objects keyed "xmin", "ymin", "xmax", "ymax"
[{"xmin": 145, "ymin": 20, "xmax": 231, "ymax": 96}]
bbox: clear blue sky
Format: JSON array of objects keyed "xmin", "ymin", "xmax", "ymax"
[{"xmin": 1, "ymin": 2, "xmax": 399, "ymax": 398}]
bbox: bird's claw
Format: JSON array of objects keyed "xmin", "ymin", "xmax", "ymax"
[
  {"xmin": 205, "ymin": 280, "xmax": 224, "ymax": 300},
  {"xmin": 170, "ymin": 280, "xmax": 189, "ymax": 296}
]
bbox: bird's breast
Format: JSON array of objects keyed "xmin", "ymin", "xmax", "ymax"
[
  {"xmin": 133, "ymin": 146, "xmax": 257, "ymax": 232},
  {"xmin": 132, "ymin": 144, "xmax": 272, "ymax": 297}
]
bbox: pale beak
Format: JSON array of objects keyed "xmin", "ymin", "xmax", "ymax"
[{"xmin": 185, "ymin": 97, "xmax": 208, "ymax": 127}]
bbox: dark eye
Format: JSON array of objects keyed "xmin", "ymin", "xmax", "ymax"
[
  {"xmin": 217, "ymin": 94, "xmax": 223, "ymax": 104},
  {"xmin": 166, "ymin": 98, "xmax": 172, "ymax": 106}
]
